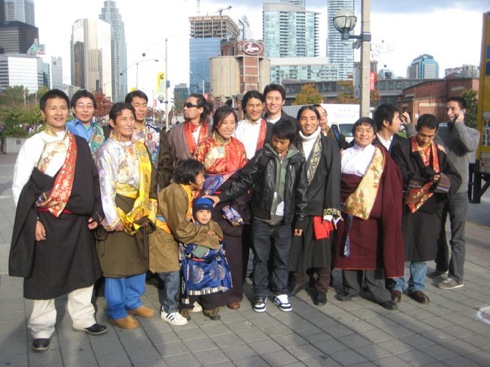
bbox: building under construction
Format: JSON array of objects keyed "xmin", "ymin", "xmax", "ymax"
[{"xmin": 189, "ymin": 15, "xmax": 240, "ymax": 40}]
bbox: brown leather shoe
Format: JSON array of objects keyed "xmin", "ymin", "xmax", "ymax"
[
  {"xmin": 203, "ymin": 307, "xmax": 221, "ymax": 320},
  {"xmin": 390, "ymin": 290, "xmax": 402, "ymax": 303},
  {"xmin": 227, "ymin": 302, "xmax": 240, "ymax": 310},
  {"xmin": 127, "ymin": 305, "xmax": 155, "ymax": 318},
  {"xmin": 408, "ymin": 290, "xmax": 430, "ymax": 304},
  {"xmin": 109, "ymin": 316, "xmax": 140, "ymax": 329}
]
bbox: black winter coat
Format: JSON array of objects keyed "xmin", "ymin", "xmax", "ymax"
[{"xmin": 218, "ymin": 144, "xmax": 308, "ymax": 229}]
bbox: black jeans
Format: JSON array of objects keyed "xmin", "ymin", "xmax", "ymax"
[{"xmin": 252, "ymin": 219, "xmax": 292, "ymax": 298}]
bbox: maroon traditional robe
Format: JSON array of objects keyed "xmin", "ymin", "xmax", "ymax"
[{"xmin": 333, "ymin": 148, "xmax": 404, "ymax": 278}]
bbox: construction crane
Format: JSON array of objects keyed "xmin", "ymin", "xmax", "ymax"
[{"xmin": 216, "ymin": 6, "xmax": 231, "ymax": 15}]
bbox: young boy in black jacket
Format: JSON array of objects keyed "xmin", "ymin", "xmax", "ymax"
[{"xmin": 207, "ymin": 118, "xmax": 308, "ymax": 312}]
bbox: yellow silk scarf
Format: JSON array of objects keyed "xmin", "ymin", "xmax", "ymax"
[
  {"xmin": 116, "ymin": 141, "xmax": 157, "ymax": 235},
  {"xmin": 343, "ymin": 146, "xmax": 385, "ymax": 220}
]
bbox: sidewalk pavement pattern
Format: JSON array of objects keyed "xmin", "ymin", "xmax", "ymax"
[{"xmin": 0, "ymin": 152, "xmax": 489, "ymax": 367}]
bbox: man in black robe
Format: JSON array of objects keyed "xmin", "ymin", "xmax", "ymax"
[
  {"xmin": 9, "ymin": 89, "xmax": 107, "ymax": 352},
  {"xmin": 390, "ymin": 114, "xmax": 461, "ymax": 304}
]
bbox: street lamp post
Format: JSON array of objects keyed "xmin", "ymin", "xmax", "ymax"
[
  {"xmin": 333, "ymin": 1, "xmax": 371, "ymax": 118},
  {"xmin": 119, "ymin": 58, "xmax": 159, "ymax": 91}
]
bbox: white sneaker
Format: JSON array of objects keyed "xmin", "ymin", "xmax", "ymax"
[
  {"xmin": 274, "ymin": 294, "xmax": 293, "ymax": 312},
  {"xmin": 192, "ymin": 301, "xmax": 203, "ymax": 312},
  {"xmin": 161, "ymin": 310, "xmax": 188, "ymax": 326}
]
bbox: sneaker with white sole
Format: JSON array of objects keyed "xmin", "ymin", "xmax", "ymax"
[
  {"xmin": 161, "ymin": 310, "xmax": 188, "ymax": 326},
  {"xmin": 274, "ymin": 294, "xmax": 292, "ymax": 312},
  {"xmin": 253, "ymin": 296, "xmax": 267, "ymax": 312},
  {"xmin": 437, "ymin": 278, "xmax": 464, "ymax": 290}
]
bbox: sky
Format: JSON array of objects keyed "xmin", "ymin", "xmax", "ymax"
[{"xmin": 35, "ymin": 0, "xmax": 489, "ymax": 102}]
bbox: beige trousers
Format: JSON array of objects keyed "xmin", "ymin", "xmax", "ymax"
[{"xmin": 28, "ymin": 285, "xmax": 96, "ymax": 339}]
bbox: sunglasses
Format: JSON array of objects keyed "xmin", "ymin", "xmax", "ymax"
[{"xmin": 184, "ymin": 102, "xmax": 200, "ymax": 108}]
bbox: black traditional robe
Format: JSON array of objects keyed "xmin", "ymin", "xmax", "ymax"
[
  {"xmin": 9, "ymin": 135, "xmax": 103, "ymax": 299},
  {"xmin": 391, "ymin": 139, "xmax": 462, "ymax": 261},
  {"xmin": 289, "ymin": 134, "xmax": 341, "ymax": 271}
]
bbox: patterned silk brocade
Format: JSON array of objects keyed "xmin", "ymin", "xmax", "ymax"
[
  {"xmin": 133, "ymin": 123, "xmax": 161, "ymax": 165},
  {"xmin": 342, "ymin": 147, "xmax": 385, "ymax": 220},
  {"xmin": 405, "ymin": 137, "xmax": 441, "ymax": 213},
  {"xmin": 194, "ymin": 132, "xmax": 247, "ymax": 175},
  {"xmin": 115, "ymin": 141, "xmax": 157, "ymax": 235},
  {"xmin": 36, "ymin": 132, "xmax": 77, "ymax": 217},
  {"xmin": 88, "ymin": 123, "xmax": 105, "ymax": 158}
]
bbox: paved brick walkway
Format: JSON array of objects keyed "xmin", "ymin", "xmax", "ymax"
[{"xmin": 1, "ymin": 153, "xmax": 489, "ymax": 367}]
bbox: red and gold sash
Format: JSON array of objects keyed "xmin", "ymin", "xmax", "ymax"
[
  {"xmin": 405, "ymin": 137, "xmax": 441, "ymax": 213},
  {"xmin": 255, "ymin": 119, "xmax": 268, "ymax": 152},
  {"xmin": 343, "ymin": 146, "xmax": 385, "ymax": 220},
  {"xmin": 184, "ymin": 121, "xmax": 209, "ymax": 155},
  {"xmin": 36, "ymin": 132, "xmax": 77, "ymax": 217}
]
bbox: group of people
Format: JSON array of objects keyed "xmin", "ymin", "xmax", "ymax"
[{"xmin": 9, "ymin": 84, "xmax": 479, "ymax": 353}]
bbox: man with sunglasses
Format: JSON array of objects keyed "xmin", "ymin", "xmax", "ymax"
[{"xmin": 167, "ymin": 93, "xmax": 212, "ymax": 166}]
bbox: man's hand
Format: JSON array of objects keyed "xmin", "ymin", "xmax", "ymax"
[
  {"xmin": 35, "ymin": 220, "xmax": 46, "ymax": 242},
  {"xmin": 294, "ymin": 228, "xmax": 303, "ymax": 236},
  {"xmin": 112, "ymin": 221, "xmax": 124, "ymax": 232},
  {"xmin": 88, "ymin": 217, "xmax": 99, "ymax": 230},
  {"xmin": 400, "ymin": 111, "xmax": 411, "ymax": 125}
]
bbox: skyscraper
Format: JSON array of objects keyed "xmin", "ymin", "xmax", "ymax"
[
  {"xmin": 327, "ymin": 0, "xmax": 355, "ymax": 80},
  {"xmin": 99, "ymin": 0, "xmax": 127, "ymax": 102},
  {"xmin": 407, "ymin": 54, "xmax": 439, "ymax": 79},
  {"xmin": 263, "ymin": 1, "xmax": 319, "ymax": 58},
  {"xmin": 189, "ymin": 15, "xmax": 240, "ymax": 94},
  {"xmin": 0, "ymin": 0, "xmax": 37, "ymax": 54},
  {"xmin": 3, "ymin": 0, "xmax": 34, "ymax": 25},
  {"xmin": 71, "ymin": 19, "xmax": 112, "ymax": 99}
]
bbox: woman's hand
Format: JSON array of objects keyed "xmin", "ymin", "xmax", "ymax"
[
  {"xmin": 35, "ymin": 220, "xmax": 46, "ymax": 241},
  {"xmin": 203, "ymin": 195, "xmax": 220, "ymax": 206}
]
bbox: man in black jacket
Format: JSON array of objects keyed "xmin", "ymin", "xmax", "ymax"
[{"xmin": 208, "ymin": 118, "xmax": 308, "ymax": 313}]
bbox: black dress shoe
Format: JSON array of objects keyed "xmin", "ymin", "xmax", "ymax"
[
  {"xmin": 32, "ymin": 338, "xmax": 50, "ymax": 352},
  {"xmin": 408, "ymin": 290, "xmax": 430, "ymax": 304},
  {"xmin": 335, "ymin": 292, "xmax": 355, "ymax": 302},
  {"xmin": 380, "ymin": 300, "xmax": 398, "ymax": 311},
  {"xmin": 313, "ymin": 291, "xmax": 327, "ymax": 306},
  {"xmin": 83, "ymin": 323, "xmax": 108, "ymax": 335},
  {"xmin": 290, "ymin": 282, "xmax": 306, "ymax": 297},
  {"xmin": 390, "ymin": 290, "xmax": 402, "ymax": 303}
]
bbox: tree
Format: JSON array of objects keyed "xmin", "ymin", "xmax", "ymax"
[
  {"xmin": 460, "ymin": 89, "xmax": 478, "ymax": 129},
  {"xmin": 0, "ymin": 86, "xmax": 28, "ymax": 106},
  {"xmin": 331, "ymin": 80, "xmax": 380, "ymax": 106},
  {"xmin": 292, "ymin": 84, "xmax": 324, "ymax": 105}
]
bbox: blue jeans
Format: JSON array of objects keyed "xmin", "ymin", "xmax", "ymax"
[
  {"xmin": 252, "ymin": 219, "xmax": 292, "ymax": 298},
  {"xmin": 435, "ymin": 192, "xmax": 468, "ymax": 283},
  {"xmin": 105, "ymin": 273, "xmax": 146, "ymax": 320},
  {"xmin": 392, "ymin": 261, "xmax": 427, "ymax": 293},
  {"xmin": 157, "ymin": 271, "xmax": 180, "ymax": 313}
]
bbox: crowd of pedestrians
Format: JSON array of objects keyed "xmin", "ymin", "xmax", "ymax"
[{"xmin": 8, "ymin": 85, "xmax": 479, "ymax": 353}]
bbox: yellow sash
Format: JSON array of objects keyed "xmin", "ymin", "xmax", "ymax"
[
  {"xmin": 116, "ymin": 141, "xmax": 157, "ymax": 235},
  {"xmin": 343, "ymin": 146, "xmax": 385, "ymax": 220}
]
